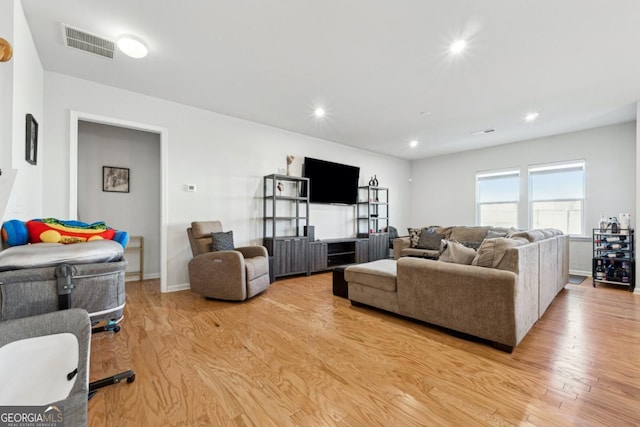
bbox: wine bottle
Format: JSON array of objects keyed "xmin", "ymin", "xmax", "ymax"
[
  {"xmin": 599, "ymin": 214, "xmax": 608, "ymax": 232},
  {"xmin": 611, "ymin": 217, "xmax": 619, "ymax": 234},
  {"xmin": 606, "ymin": 262, "xmax": 616, "ymax": 281},
  {"xmin": 621, "ymin": 262, "xmax": 630, "ymax": 283},
  {"xmin": 595, "ymin": 259, "xmax": 605, "ymax": 280}
]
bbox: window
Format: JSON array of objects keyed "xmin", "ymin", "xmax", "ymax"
[
  {"xmin": 529, "ymin": 161, "xmax": 585, "ymax": 235},
  {"xmin": 476, "ymin": 170, "xmax": 519, "ymax": 228}
]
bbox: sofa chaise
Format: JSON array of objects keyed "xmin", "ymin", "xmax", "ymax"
[{"xmin": 345, "ymin": 226, "xmax": 570, "ymax": 351}]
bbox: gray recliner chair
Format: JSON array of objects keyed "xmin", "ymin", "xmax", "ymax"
[
  {"xmin": 0, "ymin": 309, "xmax": 91, "ymax": 425},
  {"xmin": 187, "ymin": 221, "xmax": 270, "ymax": 301}
]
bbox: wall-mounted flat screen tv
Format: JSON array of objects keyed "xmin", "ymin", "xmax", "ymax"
[{"xmin": 303, "ymin": 157, "xmax": 360, "ymax": 205}]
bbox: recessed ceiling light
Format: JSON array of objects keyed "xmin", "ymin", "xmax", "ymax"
[
  {"xmin": 524, "ymin": 112, "xmax": 540, "ymax": 122},
  {"xmin": 409, "ymin": 140, "xmax": 419, "ymax": 148},
  {"xmin": 117, "ymin": 34, "xmax": 148, "ymax": 58},
  {"xmin": 450, "ymin": 39, "xmax": 467, "ymax": 54},
  {"xmin": 314, "ymin": 107, "xmax": 326, "ymax": 118}
]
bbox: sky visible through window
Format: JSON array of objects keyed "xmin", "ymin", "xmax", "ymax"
[{"xmin": 478, "ymin": 174, "xmax": 518, "ymax": 203}]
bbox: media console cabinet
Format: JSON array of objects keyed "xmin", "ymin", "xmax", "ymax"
[
  {"xmin": 311, "ymin": 235, "xmax": 389, "ymax": 272},
  {"xmin": 262, "ymin": 174, "xmax": 389, "ymax": 279}
]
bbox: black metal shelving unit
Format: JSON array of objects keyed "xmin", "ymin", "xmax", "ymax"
[{"xmin": 592, "ymin": 228, "xmax": 635, "ymax": 292}]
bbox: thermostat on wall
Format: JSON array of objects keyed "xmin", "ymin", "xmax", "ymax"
[{"xmin": 186, "ymin": 184, "xmax": 196, "ymax": 192}]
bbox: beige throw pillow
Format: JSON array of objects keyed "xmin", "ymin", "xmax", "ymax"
[
  {"xmin": 472, "ymin": 237, "xmax": 528, "ymax": 268},
  {"xmin": 438, "ymin": 240, "xmax": 476, "ymax": 265}
]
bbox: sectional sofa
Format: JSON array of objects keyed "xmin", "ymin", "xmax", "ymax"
[{"xmin": 345, "ymin": 226, "xmax": 570, "ymax": 351}]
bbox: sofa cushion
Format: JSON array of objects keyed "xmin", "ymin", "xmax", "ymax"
[
  {"xmin": 344, "ymin": 259, "xmax": 397, "ymax": 292},
  {"xmin": 400, "ymin": 247, "xmax": 440, "ymax": 259},
  {"xmin": 510, "ymin": 229, "xmax": 546, "ymax": 242},
  {"xmin": 472, "ymin": 237, "xmax": 528, "ymax": 268},
  {"xmin": 434, "ymin": 226, "xmax": 454, "ymax": 240},
  {"xmin": 417, "ymin": 231, "xmax": 445, "ymax": 250},
  {"xmin": 486, "ymin": 229, "xmax": 508, "ymax": 239},
  {"xmin": 449, "ymin": 226, "xmax": 490, "ymax": 245},
  {"xmin": 438, "ymin": 240, "xmax": 476, "ymax": 265},
  {"xmin": 211, "ymin": 231, "xmax": 234, "ymax": 251}
]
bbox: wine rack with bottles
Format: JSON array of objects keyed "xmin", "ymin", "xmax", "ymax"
[{"xmin": 592, "ymin": 228, "xmax": 635, "ymax": 292}]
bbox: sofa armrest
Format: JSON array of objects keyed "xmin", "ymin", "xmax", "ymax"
[
  {"xmin": 393, "ymin": 237, "xmax": 411, "ymax": 260},
  {"xmin": 235, "ymin": 245, "xmax": 268, "ymax": 259}
]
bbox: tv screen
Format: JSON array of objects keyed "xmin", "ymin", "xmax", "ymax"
[{"xmin": 303, "ymin": 157, "xmax": 360, "ymax": 204}]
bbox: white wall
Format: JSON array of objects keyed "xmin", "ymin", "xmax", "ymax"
[
  {"xmin": 43, "ymin": 72, "xmax": 411, "ymax": 290},
  {"xmin": 78, "ymin": 121, "xmax": 161, "ymax": 278},
  {"xmin": 4, "ymin": 0, "xmax": 43, "ymax": 220},
  {"xmin": 636, "ymin": 102, "xmax": 640, "ymax": 295},
  {"xmin": 410, "ymin": 122, "xmax": 636, "ymax": 274},
  {"xmin": 0, "ymin": 1, "xmax": 13, "ymax": 175},
  {"xmin": 1, "ymin": 0, "xmax": 43, "ymax": 221}
]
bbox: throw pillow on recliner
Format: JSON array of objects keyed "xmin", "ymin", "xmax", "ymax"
[{"xmin": 211, "ymin": 231, "xmax": 234, "ymax": 252}]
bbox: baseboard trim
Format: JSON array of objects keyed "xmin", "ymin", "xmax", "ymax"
[
  {"xmin": 167, "ymin": 283, "xmax": 191, "ymax": 293},
  {"xmin": 570, "ymin": 269, "xmax": 591, "ymax": 277}
]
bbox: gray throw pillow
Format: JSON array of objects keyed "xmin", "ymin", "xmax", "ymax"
[
  {"xmin": 417, "ymin": 231, "xmax": 445, "ymax": 250},
  {"xmin": 459, "ymin": 241, "xmax": 482, "ymax": 250},
  {"xmin": 211, "ymin": 231, "xmax": 234, "ymax": 251}
]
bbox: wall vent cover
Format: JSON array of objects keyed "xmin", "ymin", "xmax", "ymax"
[
  {"xmin": 471, "ymin": 128, "xmax": 496, "ymax": 136},
  {"xmin": 63, "ymin": 24, "xmax": 115, "ymax": 59}
]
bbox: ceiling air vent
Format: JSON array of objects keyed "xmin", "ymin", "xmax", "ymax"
[
  {"xmin": 471, "ymin": 128, "xmax": 496, "ymax": 136},
  {"xmin": 63, "ymin": 24, "xmax": 115, "ymax": 59}
]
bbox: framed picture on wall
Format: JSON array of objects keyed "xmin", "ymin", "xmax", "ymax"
[
  {"xmin": 25, "ymin": 113, "xmax": 38, "ymax": 165},
  {"xmin": 103, "ymin": 166, "xmax": 130, "ymax": 193}
]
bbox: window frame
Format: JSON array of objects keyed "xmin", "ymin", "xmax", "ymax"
[
  {"xmin": 475, "ymin": 168, "xmax": 520, "ymax": 229},
  {"xmin": 528, "ymin": 160, "xmax": 586, "ymax": 237}
]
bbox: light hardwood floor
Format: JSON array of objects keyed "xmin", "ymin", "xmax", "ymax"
[{"xmin": 88, "ymin": 274, "xmax": 640, "ymax": 426}]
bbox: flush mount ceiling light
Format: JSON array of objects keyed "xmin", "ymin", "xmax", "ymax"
[
  {"xmin": 409, "ymin": 140, "xmax": 419, "ymax": 148},
  {"xmin": 524, "ymin": 112, "xmax": 540, "ymax": 122},
  {"xmin": 314, "ymin": 107, "xmax": 326, "ymax": 118},
  {"xmin": 117, "ymin": 34, "xmax": 148, "ymax": 58},
  {"xmin": 449, "ymin": 39, "xmax": 467, "ymax": 54}
]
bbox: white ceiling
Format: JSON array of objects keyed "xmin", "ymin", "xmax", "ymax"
[{"xmin": 21, "ymin": 0, "xmax": 640, "ymax": 160}]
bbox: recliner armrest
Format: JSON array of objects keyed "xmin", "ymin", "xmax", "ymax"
[
  {"xmin": 189, "ymin": 250, "xmax": 245, "ymax": 271},
  {"xmin": 235, "ymin": 245, "xmax": 268, "ymax": 259}
]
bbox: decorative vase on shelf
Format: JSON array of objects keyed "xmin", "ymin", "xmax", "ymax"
[
  {"xmin": 598, "ymin": 214, "xmax": 608, "ymax": 232},
  {"xmin": 368, "ymin": 176, "xmax": 375, "ymax": 186},
  {"xmin": 619, "ymin": 213, "xmax": 631, "ymax": 232},
  {"xmin": 373, "ymin": 175, "xmax": 379, "ymax": 186},
  {"xmin": 286, "ymin": 155, "xmax": 294, "ymax": 176}
]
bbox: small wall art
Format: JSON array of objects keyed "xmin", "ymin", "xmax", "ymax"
[
  {"xmin": 25, "ymin": 114, "xmax": 38, "ymax": 165},
  {"xmin": 103, "ymin": 166, "xmax": 130, "ymax": 193}
]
